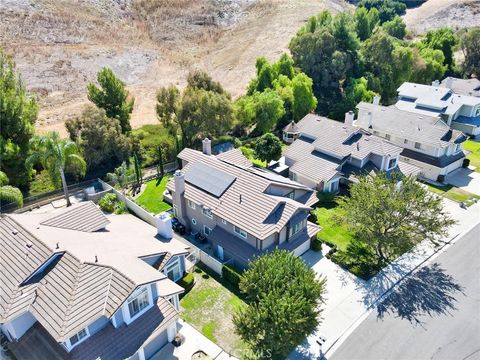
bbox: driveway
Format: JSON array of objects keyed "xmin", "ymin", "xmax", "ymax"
[{"xmin": 445, "ymin": 167, "xmax": 480, "ymax": 195}]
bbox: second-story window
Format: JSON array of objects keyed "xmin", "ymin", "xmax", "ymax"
[
  {"xmin": 387, "ymin": 158, "xmax": 397, "ymax": 169},
  {"xmin": 290, "ymin": 222, "xmax": 302, "ymax": 237},
  {"xmin": 385, "ymin": 134, "xmax": 391, "ymax": 141},
  {"xmin": 234, "ymin": 226, "xmax": 247, "ymax": 239},
  {"xmin": 187, "ymin": 200, "xmax": 196, "ymax": 209},
  {"xmin": 202, "ymin": 207, "xmax": 213, "ymax": 219},
  {"xmin": 128, "ymin": 287, "xmax": 150, "ymax": 319},
  {"xmin": 69, "ymin": 328, "xmax": 88, "ymax": 348},
  {"xmin": 414, "ymin": 142, "xmax": 421, "ymax": 150}
]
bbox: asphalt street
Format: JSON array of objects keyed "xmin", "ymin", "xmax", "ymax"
[{"xmin": 330, "ymin": 222, "xmax": 480, "ymax": 360}]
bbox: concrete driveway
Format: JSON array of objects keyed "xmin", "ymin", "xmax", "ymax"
[{"xmin": 445, "ymin": 167, "xmax": 480, "ymax": 195}]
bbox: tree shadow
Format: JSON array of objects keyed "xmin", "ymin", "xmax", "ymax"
[{"xmin": 375, "ymin": 263, "xmax": 464, "ymax": 326}]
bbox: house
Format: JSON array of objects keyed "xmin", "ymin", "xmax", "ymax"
[
  {"xmin": 166, "ymin": 139, "xmax": 320, "ymax": 269},
  {"xmin": 356, "ymin": 101, "xmax": 468, "ymax": 181},
  {"xmin": 396, "ymin": 81, "xmax": 480, "ymax": 136},
  {"xmin": 282, "ymin": 113, "xmax": 419, "ymax": 193},
  {"xmin": 282, "ymin": 121, "xmax": 300, "ymax": 144},
  {"xmin": 440, "ymin": 77, "xmax": 480, "ymax": 97},
  {"xmin": 0, "ymin": 201, "xmax": 189, "ymax": 360}
]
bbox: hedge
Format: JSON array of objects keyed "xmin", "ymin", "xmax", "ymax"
[
  {"xmin": 311, "ymin": 238, "xmax": 323, "ymax": 252},
  {"xmin": 463, "ymin": 158, "xmax": 470, "ymax": 168},
  {"xmin": 222, "ymin": 264, "xmax": 243, "ymax": 287}
]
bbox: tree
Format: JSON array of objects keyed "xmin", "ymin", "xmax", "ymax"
[
  {"xmin": 0, "ymin": 171, "xmax": 23, "ymax": 207},
  {"xmin": 382, "ymin": 16, "xmax": 406, "ymax": 39},
  {"xmin": 27, "ymin": 132, "xmax": 86, "ymax": 207},
  {"xmin": 233, "ymin": 250, "xmax": 326, "ymax": 360},
  {"xmin": 252, "ymin": 90, "xmax": 285, "ymax": 134},
  {"xmin": 156, "ymin": 85, "xmax": 179, "ymax": 133},
  {"xmin": 354, "ymin": 7, "xmax": 372, "ymax": 41},
  {"xmin": 66, "ymin": 106, "xmax": 131, "ymax": 170},
  {"xmin": 337, "ymin": 173, "xmax": 455, "ymax": 265},
  {"xmin": 460, "ymin": 27, "xmax": 480, "ymax": 78},
  {"xmin": 0, "ymin": 49, "xmax": 37, "ymax": 187},
  {"xmin": 186, "ymin": 69, "xmax": 227, "ymax": 94},
  {"xmin": 359, "ymin": 0, "xmax": 407, "ymax": 23},
  {"xmin": 330, "ymin": 77, "xmax": 376, "ymax": 120},
  {"xmin": 411, "ymin": 47, "xmax": 447, "ymax": 85},
  {"xmin": 422, "ymin": 28, "xmax": 457, "ymax": 72},
  {"xmin": 254, "ymin": 133, "xmax": 283, "ymax": 164},
  {"xmin": 87, "ymin": 67, "xmax": 134, "ymax": 133},
  {"xmin": 292, "ymin": 73, "xmax": 317, "ymax": 120},
  {"xmin": 275, "ymin": 53, "xmax": 295, "ymax": 79}
]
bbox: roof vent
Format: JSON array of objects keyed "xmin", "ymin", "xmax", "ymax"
[
  {"xmin": 95, "ymin": 255, "xmax": 98, "ymax": 263},
  {"xmin": 357, "ymin": 143, "xmax": 360, "ymax": 151},
  {"xmin": 239, "ymin": 194, "xmax": 242, "ymax": 204},
  {"xmin": 56, "ymin": 242, "xmax": 59, "ymax": 249},
  {"xmin": 11, "ymin": 229, "xmax": 18, "ymax": 235},
  {"xmin": 25, "ymin": 242, "xmax": 33, "ymax": 249}
]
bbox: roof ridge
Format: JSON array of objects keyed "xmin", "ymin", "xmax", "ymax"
[{"xmin": 59, "ymin": 260, "xmax": 85, "ymax": 336}]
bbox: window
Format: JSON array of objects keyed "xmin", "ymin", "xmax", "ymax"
[
  {"xmin": 454, "ymin": 144, "xmax": 461, "ymax": 153},
  {"xmin": 191, "ymin": 218, "xmax": 197, "ymax": 225},
  {"xmin": 287, "ymin": 191, "xmax": 295, "ymax": 199},
  {"xmin": 290, "ymin": 172, "xmax": 298, "ymax": 181},
  {"xmin": 404, "ymin": 139, "xmax": 408, "ymax": 144},
  {"xmin": 414, "ymin": 142, "xmax": 421, "ymax": 149},
  {"xmin": 173, "ymin": 205, "xmax": 178, "ymax": 217},
  {"xmin": 385, "ymin": 134, "xmax": 391, "ymax": 141},
  {"xmin": 290, "ymin": 222, "xmax": 302, "ymax": 237},
  {"xmin": 128, "ymin": 287, "xmax": 150, "ymax": 318},
  {"xmin": 204, "ymin": 226, "xmax": 212, "ymax": 236},
  {"xmin": 234, "ymin": 226, "xmax": 247, "ymax": 239},
  {"xmin": 202, "ymin": 207, "xmax": 213, "ymax": 219},
  {"xmin": 387, "ymin": 158, "xmax": 397, "ymax": 169},
  {"xmin": 69, "ymin": 328, "xmax": 88, "ymax": 347},
  {"xmin": 221, "ymin": 218, "xmax": 227, "ymax": 225},
  {"xmin": 165, "ymin": 260, "xmax": 182, "ymax": 282},
  {"xmin": 187, "ymin": 200, "xmax": 195, "ymax": 209}
]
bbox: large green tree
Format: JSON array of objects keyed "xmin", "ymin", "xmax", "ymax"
[
  {"xmin": 337, "ymin": 173, "xmax": 455, "ymax": 265},
  {"xmin": 66, "ymin": 106, "xmax": 131, "ymax": 170},
  {"xmin": 252, "ymin": 90, "xmax": 285, "ymax": 134},
  {"xmin": 292, "ymin": 73, "xmax": 317, "ymax": 120},
  {"xmin": 382, "ymin": 16, "xmax": 406, "ymax": 39},
  {"xmin": 254, "ymin": 133, "xmax": 283, "ymax": 165},
  {"xmin": 27, "ymin": 132, "xmax": 86, "ymax": 207},
  {"xmin": 421, "ymin": 28, "xmax": 457, "ymax": 73},
  {"xmin": 0, "ymin": 50, "xmax": 37, "ymax": 187},
  {"xmin": 0, "ymin": 171, "xmax": 23, "ymax": 208},
  {"xmin": 234, "ymin": 250, "xmax": 326, "ymax": 360},
  {"xmin": 411, "ymin": 47, "xmax": 447, "ymax": 85},
  {"xmin": 87, "ymin": 67, "xmax": 134, "ymax": 133},
  {"xmin": 460, "ymin": 27, "xmax": 480, "ymax": 78}
]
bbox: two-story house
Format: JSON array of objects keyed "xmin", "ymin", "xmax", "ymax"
[
  {"xmin": 356, "ymin": 101, "xmax": 468, "ymax": 181},
  {"xmin": 440, "ymin": 77, "xmax": 480, "ymax": 97},
  {"xmin": 0, "ymin": 201, "xmax": 189, "ymax": 360},
  {"xmin": 166, "ymin": 139, "xmax": 320, "ymax": 269},
  {"xmin": 396, "ymin": 81, "xmax": 480, "ymax": 136},
  {"xmin": 282, "ymin": 113, "xmax": 419, "ymax": 193}
]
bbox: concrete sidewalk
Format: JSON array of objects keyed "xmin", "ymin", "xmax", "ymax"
[{"xmin": 289, "ymin": 199, "xmax": 480, "ymax": 360}]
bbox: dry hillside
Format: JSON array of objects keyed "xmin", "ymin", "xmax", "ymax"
[{"xmin": 0, "ymin": 0, "xmax": 350, "ymax": 136}]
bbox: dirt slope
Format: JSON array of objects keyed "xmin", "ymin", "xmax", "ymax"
[{"xmin": 0, "ymin": 0, "xmax": 350, "ymax": 136}]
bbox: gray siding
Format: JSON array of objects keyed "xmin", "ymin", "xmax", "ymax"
[
  {"xmin": 88, "ymin": 316, "xmax": 109, "ymax": 336},
  {"xmin": 151, "ymin": 282, "xmax": 158, "ymax": 301},
  {"xmin": 143, "ymin": 330, "xmax": 169, "ymax": 359},
  {"xmin": 113, "ymin": 309, "xmax": 125, "ymax": 327}
]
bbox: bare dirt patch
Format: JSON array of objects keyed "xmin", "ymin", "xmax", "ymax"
[{"xmin": 1, "ymin": 0, "xmax": 350, "ymax": 136}]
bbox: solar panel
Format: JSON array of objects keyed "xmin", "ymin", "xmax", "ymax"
[{"xmin": 185, "ymin": 162, "xmax": 236, "ymax": 197}]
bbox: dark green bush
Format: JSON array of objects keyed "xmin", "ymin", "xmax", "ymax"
[
  {"xmin": 222, "ymin": 264, "xmax": 243, "ymax": 287},
  {"xmin": 316, "ymin": 191, "xmax": 337, "ymax": 204},
  {"xmin": 311, "ymin": 238, "xmax": 323, "ymax": 252},
  {"xmin": 98, "ymin": 193, "xmax": 127, "ymax": 214},
  {"xmin": 437, "ymin": 174, "xmax": 445, "ymax": 183},
  {"xmin": 463, "ymin": 158, "xmax": 470, "ymax": 168},
  {"xmin": 178, "ymin": 272, "xmax": 195, "ymax": 293}
]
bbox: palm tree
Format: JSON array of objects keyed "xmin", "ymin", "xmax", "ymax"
[
  {"xmin": 107, "ymin": 161, "xmax": 134, "ymax": 197},
  {"xmin": 27, "ymin": 132, "xmax": 86, "ymax": 207}
]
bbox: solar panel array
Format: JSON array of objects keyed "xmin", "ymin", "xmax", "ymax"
[{"xmin": 185, "ymin": 162, "xmax": 236, "ymax": 197}]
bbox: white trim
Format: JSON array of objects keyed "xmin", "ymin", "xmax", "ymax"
[
  {"xmin": 221, "ymin": 218, "xmax": 227, "ymax": 225},
  {"xmin": 204, "ymin": 225, "xmax": 212, "ymax": 236},
  {"xmin": 164, "ymin": 258, "xmax": 182, "ymax": 282},
  {"xmin": 121, "ymin": 286, "xmax": 154, "ymax": 325},
  {"xmin": 233, "ymin": 226, "xmax": 247, "ymax": 239},
  {"xmin": 187, "ymin": 200, "xmax": 196, "ymax": 209},
  {"xmin": 202, "ymin": 207, "xmax": 213, "ymax": 219},
  {"xmin": 65, "ymin": 327, "xmax": 90, "ymax": 351}
]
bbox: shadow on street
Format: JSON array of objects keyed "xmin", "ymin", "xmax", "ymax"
[{"xmin": 375, "ymin": 263, "xmax": 464, "ymax": 326}]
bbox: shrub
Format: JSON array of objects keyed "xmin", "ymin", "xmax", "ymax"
[
  {"xmin": 463, "ymin": 158, "xmax": 470, "ymax": 168},
  {"xmin": 437, "ymin": 174, "xmax": 445, "ymax": 183},
  {"xmin": 316, "ymin": 191, "xmax": 337, "ymax": 204},
  {"xmin": 311, "ymin": 238, "xmax": 323, "ymax": 252},
  {"xmin": 222, "ymin": 264, "xmax": 243, "ymax": 287},
  {"xmin": 178, "ymin": 272, "xmax": 195, "ymax": 293},
  {"xmin": 98, "ymin": 193, "xmax": 127, "ymax": 214}
]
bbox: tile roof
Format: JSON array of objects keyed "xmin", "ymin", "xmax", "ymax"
[
  {"xmin": 356, "ymin": 102, "xmax": 466, "ymax": 147},
  {"xmin": 440, "ymin": 77, "xmax": 480, "ymax": 97},
  {"xmin": 216, "ymin": 148, "xmax": 253, "ymax": 168},
  {"xmin": 401, "ymin": 148, "xmax": 466, "ymax": 168},
  {"xmin": 169, "ymin": 149, "xmax": 317, "ymax": 240},
  {"xmin": 40, "ymin": 201, "xmax": 110, "ymax": 232},
  {"xmin": 283, "ymin": 121, "xmax": 300, "ymax": 133}
]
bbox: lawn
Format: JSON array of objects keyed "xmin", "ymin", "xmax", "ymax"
[
  {"xmin": 464, "ymin": 139, "xmax": 480, "ymax": 172},
  {"xmin": 424, "ymin": 182, "xmax": 480, "ymax": 206},
  {"xmin": 315, "ymin": 205, "xmax": 353, "ymax": 251},
  {"xmin": 180, "ymin": 266, "xmax": 246, "ymax": 353},
  {"xmin": 135, "ymin": 176, "xmax": 172, "ymax": 214}
]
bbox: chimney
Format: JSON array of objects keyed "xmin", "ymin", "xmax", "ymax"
[
  {"xmin": 202, "ymin": 138, "xmax": 212, "ymax": 155},
  {"xmin": 174, "ymin": 170, "xmax": 185, "ymax": 195},
  {"xmin": 173, "ymin": 170, "xmax": 187, "ymax": 225},
  {"xmin": 344, "ymin": 111, "xmax": 355, "ymax": 126},
  {"xmin": 445, "ymin": 77, "xmax": 453, "ymax": 89},
  {"xmin": 432, "ymin": 80, "xmax": 440, "ymax": 87},
  {"xmin": 156, "ymin": 212, "xmax": 173, "ymax": 239},
  {"xmin": 373, "ymin": 95, "xmax": 380, "ymax": 106}
]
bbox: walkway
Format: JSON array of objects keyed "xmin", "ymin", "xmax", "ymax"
[
  {"xmin": 289, "ymin": 199, "xmax": 480, "ymax": 359},
  {"xmin": 445, "ymin": 167, "xmax": 480, "ymax": 195}
]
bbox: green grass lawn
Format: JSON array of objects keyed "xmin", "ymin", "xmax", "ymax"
[
  {"xmin": 424, "ymin": 182, "xmax": 480, "ymax": 206},
  {"xmin": 239, "ymin": 146, "xmax": 266, "ymax": 167},
  {"xmin": 135, "ymin": 176, "xmax": 172, "ymax": 214},
  {"xmin": 180, "ymin": 266, "xmax": 246, "ymax": 353},
  {"xmin": 464, "ymin": 139, "xmax": 480, "ymax": 172},
  {"xmin": 315, "ymin": 205, "xmax": 353, "ymax": 251}
]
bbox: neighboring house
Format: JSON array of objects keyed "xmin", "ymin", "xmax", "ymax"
[
  {"xmin": 0, "ymin": 201, "xmax": 189, "ymax": 360},
  {"xmin": 282, "ymin": 113, "xmax": 419, "ymax": 193},
  {"xmin": 440, "ymin": 77, "xmax": 480, "ymax": 97},
  {"xmin": 282, "ymin": 121, "xmax": 300, "ymax": 144},
  {"xmin": 356, "ymin": 101, "xmax": 468, "ymax": 181},
  {"xmin": 166, "ymin": 139, "xmax": 320, "ymax": 269},
  {"xmin": 396, "ymin": 81, "xmax": 480, "ymax": 136}
]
